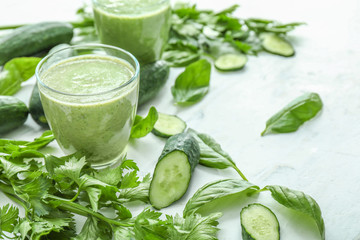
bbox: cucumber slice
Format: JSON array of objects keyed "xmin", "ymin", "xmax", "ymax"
[
  {"xmin": 214, "ymin": 53, "xmax": 247, "ymax": 71},
  {"xmin": 261, "ymin": 33, "xmax": 294, "ymax": 57},
  {"xmin": 240, "ymin": 203, "xmax": 280, "ymax": 240},
  {"xmin": 149, "ymin": 133, "xmax": 200, "ymax": 209},
  {"xmin": 152, "ymin": 113, "xmax": 187, "ymax": 138}
]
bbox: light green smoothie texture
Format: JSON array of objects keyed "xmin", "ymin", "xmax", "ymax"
[
  {"xmin": 93, "ymin": 0, "xmax": 171, "ymax": 64},
  {"xmin": 39, "ymin": 55, "xmax": 139, "ymax": 166}
]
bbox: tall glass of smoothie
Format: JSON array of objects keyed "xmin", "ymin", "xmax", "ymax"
[
  {"xmin": 36, "ymin": 44, "xmax": 139, "ymax": 168},
  {"xmin": 92, "ymin": 0, "xmax": 171, "ymax": 64}
]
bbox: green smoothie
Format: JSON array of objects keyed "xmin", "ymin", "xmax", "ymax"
[
  {"xmin": 38, "ymin": 54, "xmax": 139, "ymax": 166},
  {"xmin": 93, "ymin": 0, "xmax": 171, "ymax": 64}
]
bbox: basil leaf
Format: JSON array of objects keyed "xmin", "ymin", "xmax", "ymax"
[
  {"xmin": 162, "ymin": 49, "xmax": 200, "ymax": 67},
  {"xmin": 171, "ymin": 59, "xmax": 211, "ymax": 105},
  {"xmin": 131, "ymin": 106, "xmax": 158, "ymax": 138},
  {"xmin": 183, "ymin": 179, "xmax": 259, "ymax": 217},
  {"xmin": 261, "ymin": 92, "xmax": 323, "ymax": 136},
  {"xmin": 0, "ymin": 57, "xmax": 41, "ymax": 95},
  {"xmin": 265, "ymin": 185, "xmax": 325, "ymax": 240},
  {"xmin": 187, "ymin": 128, "xmax": 247, "ymax": 180}
]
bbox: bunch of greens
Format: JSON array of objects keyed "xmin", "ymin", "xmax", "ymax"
[
  {"xmin": 0, "ymin": 128, "xmax": 325, "ymax": 239},
  {"xmin": 0, "ymin": 132, "xmax": 224, "ymax": 239},
  {"xmin": 163, "ymin": 3, "xmax": 304, "ymax": 67}
]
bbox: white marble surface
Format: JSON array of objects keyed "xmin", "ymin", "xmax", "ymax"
[{"xmin": 1, "ymin": 0, "xmax": 360, "ymax": 239}]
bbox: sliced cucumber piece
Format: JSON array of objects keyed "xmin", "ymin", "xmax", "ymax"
[
  {"xmin": 261, "ymin": 33, "xmax": 294, "ymax": 57},
  {"xmin": 149, "ymin": 133, "xmax": 200, "ymax": 209},
  {"xmin": 152, "ymin": 113, "xmax": 187, "ymax": 138},
  {"xmin": 214, "ymin": 53, "xmax": 247, "ymax": 71},
  {"xmin": 241, "ymin": 203, "xmax": 280, "ymax": 240}
]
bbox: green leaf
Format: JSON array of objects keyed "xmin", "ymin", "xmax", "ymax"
[
  {"xmin": 261, "ymin": 92, "xmax": 323, "ymax": 136},
  {"xmin": 215, "ymin": 4, "xmax": 239, "ymax": 15},
  {"xmin": 0, "ymin": 204, "xmax": 19, "ymax": 233},
  {"xmin": 113, "ymin": 226, "xmax": 135, "ymax": 240},
  {"xmin": 120, "ymin": 171, "xmax": 140, "ymax": 189},
  {"xmin": 183, "ymin": 179, "xmax": 259, "ymax": 217},
  {"xmin": 114, "ymin": 204, "xmax": 132, "ymax": 220},
  {"xmin": 265, "ymin": 185, "xmax": 325, "ymax": 240},
  {"xmin": 30, "ymin": 216, "xmax": 73, "ymax": 240},
  {"xmin": 15, "ymin": 174, "xmax": 52, "ymax": 216},
  {"xmin": 187, "ymin": 129, "xmax": 236, "ymax": 169},
  {"xmin": 120, "ymin": 159, "xmax": 139, "ymax": 171},
  {"xmin": 187, "ymin": 129, "xmax": 248, "ymax": 180},
  {"xmin": 72, "ymin": 216, "xmax": 111, "ymax": 240},
  {"xmin": 131, "ymin": 107, "xmax": 158, "ymax": 139},
  {"xmin": 118, "ymin": 174, "xmax": 151, "ymax": 203},
  {"xmin": 93, "ymin": 164, "xmax": 123, "ymax": 186},
  {"xmin": 54, "ymin": 156, "xmax": 87, "ymax": 184},
  {"xmin": 23, "ymin": 130, "xmax": 55, "ymax": 150},
  {"xmin": 134, "ymin": 209, "xmax": 168, "ymax": 240},
  {"xmin": 162, "ymin": 49, "xmax": 200, "ymax": 67},
  {"xmin": 0, "ymin": 57, "xmax": 41, "ymax": 95},
  {"xmin": 167, "ymin": 212, "xmax": 222, "ymax": 240},
  {"xmin": 171, "ymin": 59, "xmax": 211, "ymax": 105},
  {"xmin": 86, "ymin": 187, "xmax": 101, "ymax": 212},
  {"xmin": 0, "ymin": 157, "xmax": 30, "ymax": 179}
]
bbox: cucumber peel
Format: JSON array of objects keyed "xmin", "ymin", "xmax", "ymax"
[{"xmin": 149, "ymin": 133, "xmax": 200, "ymax": 209}]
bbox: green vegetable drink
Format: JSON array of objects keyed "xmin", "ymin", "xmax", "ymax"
[
  {"xmin": 36, "ymin": 45, "xmax": 139, "ymax": 167},
  {"xmin": 92, "ymin": 0, "xmax": 171, "ymax": 64}
]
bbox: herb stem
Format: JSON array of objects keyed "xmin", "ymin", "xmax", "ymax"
[
  {"xmin": 233, "ymin": 166, "xmax": 248, "ymax": 181},
  {"xmin": 0, "ymin": 182, "xmax": 30, "ymax": 216},
  {"xmin": 48, "ymin": 195, "xmax": 133, "ymax": 227}
]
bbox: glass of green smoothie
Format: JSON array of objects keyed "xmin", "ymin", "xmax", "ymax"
[
  {"xmin": 36, "ymin": 44, "xmax": 139, "ymax": 168},
  {"xmin": 92, "ymin": 0, "xmax": 171, "ymax": 64}
]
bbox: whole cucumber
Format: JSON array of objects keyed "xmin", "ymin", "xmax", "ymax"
[
  {"xmin": 0, "ymin": 96, "xmax": 29, "ymax": 134},
  {"xmin": 0, "ymin": 22, "xmax": 73, "ymax": 65}
]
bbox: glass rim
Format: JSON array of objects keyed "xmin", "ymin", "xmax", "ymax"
[
  {"xmin": 35, "ymin": 43, "xmax": 140, "ymax": 97},
  {"xmin": 92, "ymin": 0, "xmax": 169, "ymax": 12}
]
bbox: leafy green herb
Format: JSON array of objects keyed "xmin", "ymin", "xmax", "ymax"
[
  {"xmin": 164, "ymin": 3, "xmax": 303, "ymax": 68},
  {"xmin": 188, "ymin": 128, "xmax": 248, "ymax": 180},
  {"xmin": 167, "ymin": 212, "xmax": 222, "ymax": 239},
  {"xmin": 183, "ymin": 179, "xmax": 259, "ymax": 217},
  {"xmin": 0, "ymin": 204, "xmax": 19, "ymax": 238},
  {"xmin": 171, "ymin": 59, "xmax": 211, "ymax": 105},
  {"xmin": 261, "ymin": 92, "xmax": 323, "ymax": 136},
  {"xmin": 0, "ymin": 57, "xmax": 41, "ymax": 95},
  {"xmin": 131, "ymin": 106, "xmax": 159, "ymax": 138},
  {"xmin": 265, "ymin": 185, "xmax": 325, "ymax": 240}
]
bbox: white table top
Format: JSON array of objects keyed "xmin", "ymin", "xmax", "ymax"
[{"xmin": 1, "ymin": 0, "xmax": 360, "ymax": 239}]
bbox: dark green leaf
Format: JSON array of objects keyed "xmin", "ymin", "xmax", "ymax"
[
  {"xmin": 266, "ymin": 185, "xmax": 325, "ymax": 240},
  {"xmin": 0, "ymin": 57, "xmax": 41, "ymax": 95},
  {"xmin": 261, "ymin": 92, "xmax": 323, "ymax": 136},
  {"xmin": 171, "ymin": 59, "xmax": 211, "ymax": 105},
  {"xmin": 131, "ymin": 107, "xmax": 158, "ymax": 139},
  {"xmin": 93, "ymin": 164, "xmax": 123, "ymax": 186},
  {"xmin": 167, "ymin": 212, "xmax": 222, "ymax": 240},
  {"xmin": 183, "ymin": 179, "xmax": 259, "ymax": 217},
  {"xmin": 114, "ymin": 204, "xmax": 132, "ymax": 220}
]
